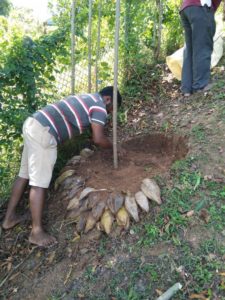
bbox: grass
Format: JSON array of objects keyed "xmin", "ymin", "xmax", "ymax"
[{"xmin": 191, "ymin": 124, "xmax": 207, "ymax": 142}]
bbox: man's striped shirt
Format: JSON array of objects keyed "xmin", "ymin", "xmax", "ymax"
[{"xmin": 33, "ymin": 93, "xmax": 107, "ymax": 144}]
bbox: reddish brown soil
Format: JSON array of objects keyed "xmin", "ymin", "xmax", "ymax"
[{"xmin": 77, "ymin": 133, "xmax": 188, "ymax": 193}]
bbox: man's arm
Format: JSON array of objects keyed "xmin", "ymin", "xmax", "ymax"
[{"xmin": 91, "ymin": 123, "xmax": 112, "ymax": 149}]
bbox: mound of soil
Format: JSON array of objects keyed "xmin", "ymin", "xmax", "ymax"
[{"xmin": 77, "ymin": 133, "xmax": 188, "ymax": 193}]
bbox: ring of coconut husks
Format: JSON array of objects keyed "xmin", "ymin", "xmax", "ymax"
[{"xmin": 54, "ymin": 148, "xmax": 162, "ymax": 236}]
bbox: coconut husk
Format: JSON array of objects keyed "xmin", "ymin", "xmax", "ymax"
[
  {"xmin": 125, "ymin": 194, "xmax": 139, "ymax": 222},
  {"xmin": 80, "ymin": 148, "xmax": 94, "ymax": 158},
  {"xmin": 92, "ymin": 200, "xmax": 106, "ymax": 220},
  {"xmin": 66, "ymin": 208, "xmax": 81, "ymax": 220},
  {"xmin": 65, "ymin": 186, "xmax": 82, "ymax": 202},
  {"xmin": 107, "ymin": 193, "xmax": 124, "ymax": 214},
  {"xmin": 54, "ymin": 169, "xmax": 76, "ymax": 190},
  {"xmin": 116, "ymin": 207, "xmax": 130, "ymax": 229},
  {"xmin": 76, "ymin": 211, "xmax": 89, "ymax": 233},
  {"xmin": 87, "ymin": 191, "xmax": 109, "ymax": 209},
  {"xmin": 141, "ymin": 178, "xmax": 162, "ymax": 205},
  {"xmin": 79, "ymin": 187, "xmax": 96, "ymax": 201},
  {"xmin": 79, "ymin": 198, "xmax": 90, "ymax": 212},
  {"xmin": 135, "ymin": 191, "xmax": 149, "ymax": 212},
  {"xmin": 100, "ymin": 209, "xmax": 114, "ymax": 235},
  {"xmin": 66, "ymin": 155, "xmax": 81, "ymax": 167},
  {"xmin": 67, "ymin": 196, "xmax": 80, "ymax": 211},
  {"xmin": 84, "ymin": 213, "xmax": 97, "ymax": 233}
]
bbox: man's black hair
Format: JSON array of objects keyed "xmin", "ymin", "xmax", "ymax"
[{"xmin": 99, "ymin": 86, "xmax": 122, "ymax": 108}]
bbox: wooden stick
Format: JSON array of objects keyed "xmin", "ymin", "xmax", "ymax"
[
  {"xmin": 71, "ymin": 0, "xmax": 76, "ymax": 94},
  {"xmin": 88, "ymin": 0, "xmax": 92, "ymax": 93},
  {"xmin": 113, "ymin": 0, "xmax": 120, "ymax": 169}
]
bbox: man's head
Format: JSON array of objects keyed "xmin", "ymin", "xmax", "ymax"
[{"xmin": 99, "ymin": 86, "xmax": 122, "ymax": 113}]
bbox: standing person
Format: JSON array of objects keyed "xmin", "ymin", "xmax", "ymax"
[
  {"xmin": 2, "ymin": 86, "xmax": 122, "ymax": 247},
  {"xmin": 180, "ymin": 0, "xmax": 222, "ymax": 96}
]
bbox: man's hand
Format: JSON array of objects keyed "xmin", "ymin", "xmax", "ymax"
[{"xmin": 91, "ymin": 123, "xmax": 112, "ymax": 149}]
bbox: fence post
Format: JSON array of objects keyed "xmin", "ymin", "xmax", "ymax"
[
  {"xmin": 71, "ymin": 0, "xmax": 76, "ymax": 94},
  {"xmin": 95, "ymin": 0, "xmax": 101, "ymax": 92},
  {"xmin": 113, "ymin": 0, "xmax": 120, "ymax": 169},
  {"xmin": 88, "ymin": 0, "xmax": 92, "ymax": 93}
]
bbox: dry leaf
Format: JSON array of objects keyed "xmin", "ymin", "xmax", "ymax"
[
  {"xmin": 7, "ymin": 262, "xmax": 12, "ymax": 272},
  {"xmin": 71, "ymin": 233, "xmax": 80, "ymax": 243},
  {"xmin": 186, "ymin": 210, "xmax": 195, "ymax": 217},
  {"xmin": 189, "ymin": 293, "xmax": 209, "ymax": 299},
  {"xmin": 155, "ymin": 289, "xmax": 163, "ymax": 296},
  {"xmin": 47, "ymin": 251, "xmax": 56, "ymax": 264},
  {"xmin": 64, "ymin": 264, "xmax": 73, "ymax": 285},
  {"xmin": 199, "ymin": 209, "xmax": 210, "ymax": 223},
  {"xmin": 9, "ymin": 272, "xmax": 20, "ymax": 281}
]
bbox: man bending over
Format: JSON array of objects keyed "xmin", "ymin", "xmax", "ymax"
[{"xmin": 3, "ymin": 86, "xmax": 122, "ymax": 247}]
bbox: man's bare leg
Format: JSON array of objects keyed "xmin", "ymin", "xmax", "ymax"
[
  {"xmin": 2, "ymin": 177, "xmax": 29, "ymax": 229},
  {"xmin": 28, "ymin": 186, "xmax": 57, "ymax": 247}
]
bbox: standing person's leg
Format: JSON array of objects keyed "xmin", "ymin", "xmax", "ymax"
[
  {"xmin": 24, "ymin": 118, "xmax": 57, "ymax": 246},
  {"xmin": 28, "ymin": 186, "xmax": 56, "ymax": 246},
  {"xmin": 3, "ymin": 125, "xmax": 30, "ymax": 229},
  {"xmin": 2, "ymin": 177, "xmax": 29, "ymax": 229},
  {"xmin": 181, "ymin": 8, "xmax": 193, "ymax": 95},
  {"xmin": 191, "ymin": 6, "xmax": 216, "ymax": 92}
]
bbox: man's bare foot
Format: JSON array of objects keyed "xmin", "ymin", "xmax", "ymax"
[
  {"xmin": 2, "ymin": 213, "xmax": 29, "ymax": 230},
  {"xmin": 29, "ymin": 229, "xmax": 57, "ymax": 247}
]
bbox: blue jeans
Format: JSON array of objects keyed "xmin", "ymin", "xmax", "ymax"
[{"xmin": 180, "ymin": 6, "xmax": 216, "ymax": 93}]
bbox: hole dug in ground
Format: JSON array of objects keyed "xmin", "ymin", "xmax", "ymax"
[
  {"xmin": 54, "ymin": 133, "xmax": 189, "ymax": 236},
  {"xmin": 78, "ymin": 133, "xmax": 189, "ymax": 193}
]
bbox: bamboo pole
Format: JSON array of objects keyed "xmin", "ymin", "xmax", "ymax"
[
  {"xmin": 71, "ymin": 0, "xmax": 76, "ymax": 94},
  {"xmin": 88, "ymin": 0, "xmax": 92, "ymax": 93},
  {"xmin": 155, "ymin": 0, "xmax": 163, "ymax": 61},
  {"xmin": 113, "ymin": 0, "xmax": 120, "ymax": 169},
  {"xmin": 95, "ymin": 0, "xmax": 101, "ymax": 92}
]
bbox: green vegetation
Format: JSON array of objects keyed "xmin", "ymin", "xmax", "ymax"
[{"xmin": 0, "ymin": 0, "xmax": 11, "ymax": 16}]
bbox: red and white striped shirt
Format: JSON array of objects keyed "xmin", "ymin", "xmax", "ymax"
[{"xmin": 33, "ymin": 93, "xmax": 107, "ymax": 143}]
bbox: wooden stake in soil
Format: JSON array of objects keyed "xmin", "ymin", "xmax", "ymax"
[
  {"xmin": 71, "ymin": 0, "xmax": 76, "ymax": 94},
  {"xmin": 95, "ymin": 0, "xmax": 101, "ymax": 92},
  {"xmin": 113, "ymin": 0, "xmax": 120, "ymax": 169},
  {"xmin": 88, "ymin": 0, "xmax": 92, "ymax": 93}
]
